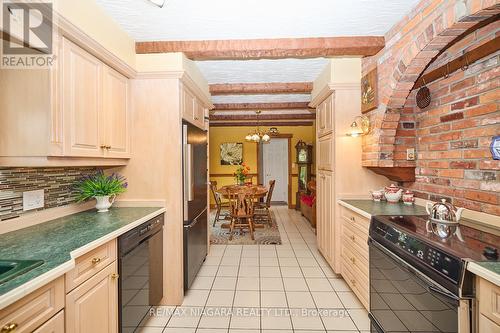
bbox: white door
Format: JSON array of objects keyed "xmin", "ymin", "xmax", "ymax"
[{"xmin": 262, "ymin": 139, "xmax": 288, "ymax": 203}]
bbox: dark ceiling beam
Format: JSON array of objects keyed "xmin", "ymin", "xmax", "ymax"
[
  {"xmin": 209, "ymin": 113, "xmax": 315, "ymax": 121},
  {"xmin": 209, "ymin": 82, "xmax": 313, "ymax": 95},
  {"xmin": 135, "ymin": 36, "xmax": 385, "ymax": 59},
  {"xmin": 210, "ymin": 121, "xmax": 314, "ymax": 127},
  {"xmin": 213, "ymin": 102, "xmax": 311, "ymax": 111}
]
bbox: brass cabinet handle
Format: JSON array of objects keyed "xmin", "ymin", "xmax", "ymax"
[
  {"xmin": 111, "ymin": 273, "xmax": 119, "ymax": 279},
  {"xmin": 100, "ymin": 145, "xmax": 107, "ymax": 149},
  {"xmin": 91, "ymin": 257, "xmax": 101, "ymax": 264},
  {"xmin": 106, "ymin": 145, "xmax": 111, "ymax": 149},
  {"xmin": 1, "ymin": 323, "xmax": 18, "ymax": 333},
  {"xmin": 350, "ymin": 235, "xmax": 355, "ymax": 241},
  {"xmin": 351, "ymin": 257, "xmax": 356, "ymax": 264},
  {"xmin": 351, "ymin": 217, "xmax": 355, "ymax": 222},
  {"xmin": 351, "ymin": 279, "xmax": 356, "ymax": 286}
]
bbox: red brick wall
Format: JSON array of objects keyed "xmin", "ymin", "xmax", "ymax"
[
  {"xmin": 400, "ymin": 22, "xmax": 499, "ymax": 215},
  {"xmin": 361, "ymin": 0, "xmax": 499, "ymax": 167}
]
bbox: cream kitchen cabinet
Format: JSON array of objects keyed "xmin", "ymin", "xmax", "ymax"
[
  {"xmin": 0, "ymin": 34, "xmax": 131, "ymax": 166},
  {"xmin": 66, "ymin": 261, "xmax": 119, "ymax": 333},
  {"xmin": 340, "ymin": 205, "xmax": 370, "ymax": 309},
  {"xmin": 318, "ymin": 134, "xmax": 334, "ymax": 171},
  {"xmin": 61, "ymin": 38, "xmax": 130, "ymax": 158},
  {"xmin": 317, "ymin": 170, "xmax": 333, "ymax": 263},
  {"xmin": 317, "ymin": 92, "xmax": 334, "ymax": 138},
  {"xmin": 0, "ymin": 277, "xmax": 64, "ymax": 333},
  {"xmin": 181, "ymin": 83, "xmax": 207, "ymax": 130},
  {"xmin": 477, "ymin": 276, "xmax": 500, "ymax": 332}
]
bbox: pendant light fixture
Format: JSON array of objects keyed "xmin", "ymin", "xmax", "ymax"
[{"xmin": 245, "ymin": 111, "xmax": 271, "ymax": 143}]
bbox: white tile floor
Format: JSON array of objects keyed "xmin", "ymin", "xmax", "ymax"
[{"xmin": 138, "ymin": 206, "xmax": 370, "ymax": 333}]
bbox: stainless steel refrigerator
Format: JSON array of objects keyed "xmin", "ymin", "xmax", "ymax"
[{"xmin": 182, "ymin": 122, "xmax": 208, "ymax": 290}]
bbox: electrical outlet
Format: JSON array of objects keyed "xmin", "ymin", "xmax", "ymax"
[
  {"xmin": 23, "ymin": 189, "xmax": 44, "ymax": 211},
  {"xmin": 407, "ymin": 148, "xmax": 416, "ymax": 161}
]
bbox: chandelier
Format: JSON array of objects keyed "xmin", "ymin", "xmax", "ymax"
[{"xmin": 245, "ymin": 110, "xmax": 271, "ymax": 143}]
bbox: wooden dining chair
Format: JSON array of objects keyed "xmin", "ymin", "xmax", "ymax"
[
  {"xmin": 209, "ymin": 181, "xmax": 230, "ymax": 226},
  {"xmin": 254, "ymin": 180, "xmax": 276, "ymax": 225},
  {"xmin": 227, "ymin": 188, "xmax": 257, "ymax": 240}
]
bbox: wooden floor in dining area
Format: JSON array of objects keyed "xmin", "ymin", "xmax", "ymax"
[{"xmin": 139, "ymin": 206, "xmax": 369, "ymax": 333}]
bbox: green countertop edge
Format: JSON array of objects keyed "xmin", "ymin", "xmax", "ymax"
[
  {"xmin": 339, "ymin": 199, "xmax": 500, "ymax": 285},
  {"xmin": 0, "ymin": 207, "xmax": 164, "ymax": 298}
]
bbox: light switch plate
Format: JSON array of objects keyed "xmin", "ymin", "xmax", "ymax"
[
  {"xmin": 23, "ymin": 189, "xmax": 44, "ymax": 211},
  {"xmin": 406, "ymin": 148, "xmax": 416, "ymax": 161}
]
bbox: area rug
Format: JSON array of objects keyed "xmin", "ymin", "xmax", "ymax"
[{"xmin": 210, "ymin": 210, "xmax": 282, "ymax": 245}]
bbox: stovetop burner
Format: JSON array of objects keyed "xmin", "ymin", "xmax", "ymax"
[{"xmin": 374, "ymin": 215, "xmax": 499, "ymax": 262}]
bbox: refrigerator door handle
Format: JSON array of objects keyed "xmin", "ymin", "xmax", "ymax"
[{"xmin": 184, "ymin": 143, "xmax": 194, "ymax": 203}]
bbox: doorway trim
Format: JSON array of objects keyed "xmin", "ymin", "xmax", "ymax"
[{"xmin": 257, "ymin": 134, "xmax": 293, "ymax": 209}]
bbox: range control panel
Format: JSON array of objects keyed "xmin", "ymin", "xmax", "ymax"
[{"xmin": 371, "ymin": 219, "xmax": 462, "ymax": 283}]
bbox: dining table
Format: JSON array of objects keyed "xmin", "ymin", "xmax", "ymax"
[
  {"xmin": 215, "ymin": 184, "xmax": 268, "ymax": 229},
  {"xmin": 215, "ymin": 184, "xmax": 268, "ymax": 199}
]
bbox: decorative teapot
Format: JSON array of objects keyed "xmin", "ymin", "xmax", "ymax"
[
  {"xmin": 402, "ymin": 190, "xmax": 415, "ymax": 205},
  {"xmin": 370, "ymin": 189, "xmax": 384, "ymax": 202},
  {"xmin": 384, "ymin": 184, "xmax": 403, "ymax": 203},
  {"xmin": 426, "ymin": 199, "xmax": 464, "ymax": 224}
]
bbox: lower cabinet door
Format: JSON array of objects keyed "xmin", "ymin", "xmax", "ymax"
[
  {"xmin": 66, "ymin": 262, "xmax": 118, "ymax": 333},
  {"xmin": 33, "ymin": 311, "xmax": 64, "ymax": 333}
]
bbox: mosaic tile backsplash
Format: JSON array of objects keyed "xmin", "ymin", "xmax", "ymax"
[{"xmin": 0, "ymin": 167, "xmax": 99, "ymax": 221}]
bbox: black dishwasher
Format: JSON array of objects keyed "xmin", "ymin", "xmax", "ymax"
[{"xmin": 118, "ymin": 214, "xmax": 164, "ymax": 333}]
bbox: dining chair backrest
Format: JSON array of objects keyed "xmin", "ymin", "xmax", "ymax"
[
  {"xmin": 209, "ymin": 181, "xmax": 222, "ymax": 207},
  {"xmin": 266, "ymin": 180, "xmax": 276, "ymax": 207},
  {"xmin": 227, "ymin": 189, "xmax": 256, "ymax": 217}
]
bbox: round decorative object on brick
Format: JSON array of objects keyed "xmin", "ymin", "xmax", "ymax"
[{"xmin": 416, "ymin": 86, "xmax": 431, "ymax": 109}]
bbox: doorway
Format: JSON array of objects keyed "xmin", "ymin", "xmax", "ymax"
[{"xmin": 261, "ymin": 138, "xmax": 289, "ymax": 204}]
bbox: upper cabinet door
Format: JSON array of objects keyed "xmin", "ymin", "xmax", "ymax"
[
  {"xmin": 317, "ymin": 93, "xmax": 334, "ymax": 138},
  {"xmin": 62, "ymin": 37, "xmax": 103, "ymax": 157},
  {"xmin": 103, "ymin": 67, "xmax": 130, "ymax": 158}
]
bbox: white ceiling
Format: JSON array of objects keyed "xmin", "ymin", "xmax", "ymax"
[
  {"xmin": 96, "ymin": 0, "xmax": 419, "ymax": 41},
  {"xmin": 196, "ymin": 58, "xmax": 329, "ymax": 84},
  {"xmin": 96, "ymin": 0, "xmax": 419, "ymax": 105}
]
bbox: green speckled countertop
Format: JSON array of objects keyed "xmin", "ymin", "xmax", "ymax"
[
  {"xmin": 339, "ymin": 199, "xmax": 500, "ymax": 286},
  {"xmin": 339, "ymin": 199, "xmax": 428, "ymax": 216},
  {"xmin": 0, "ymin": 207, "xmax": 164, "ymax": 305},
  {"xmin": 474, "ymin": 262, "xmax": 500, "ymax": 275}
]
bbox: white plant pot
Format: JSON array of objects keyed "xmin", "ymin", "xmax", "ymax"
[{"xmin": 94, "ymin": 195, "xmax": 116, "ymax": 213}]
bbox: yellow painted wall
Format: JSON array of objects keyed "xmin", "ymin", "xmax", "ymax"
[{"xmin": 209, "ymin": 124, "xmax": 316, "ymax": 206}]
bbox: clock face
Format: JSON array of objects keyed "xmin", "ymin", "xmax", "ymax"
[{"xmin": 298, "ymin": 148, "xmax": 308, "ymax": 162}]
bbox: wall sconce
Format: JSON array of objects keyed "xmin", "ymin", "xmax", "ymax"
[{"xmin": 346, "ymin": 115, "xmax": 370, "ymax": 137}]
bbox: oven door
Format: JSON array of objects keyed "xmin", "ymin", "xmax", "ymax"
[{"xmin": 369, "ymin": 238, "xmax": 460, "ymax": 333}]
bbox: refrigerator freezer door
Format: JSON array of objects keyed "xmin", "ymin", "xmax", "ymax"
[
  {"xmin": 184, "ymin": 208, "xmax": 208, "ymax": 289},
  {"xmin": 182, "ymin": 123, "xmax": 208, "ymax": 222}
]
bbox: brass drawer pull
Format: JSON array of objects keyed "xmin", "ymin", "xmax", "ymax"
[
  {"xmin": 91, "ymin": 257, "xmax": 101, "ymax": 264},
  {"xmin": 351, "ymin": 257, "xmax": 356, "ymax": 264},
  {"xmin": 1, "ymin": 323, "xmax": 18, "ymax": 333},
  {"xmin": 351, "ymin": 235, "xmax": 355, "ymax": 241},
  {"xmin": 351, "ymin": 217, "xmax": 355, "ymax": 222},
  {"xmin": 111, "ymin": 273, "xmax": 119, "ymax": 279},
  {"xmin": 351, "ymin": 279, "xmax": 356, "ymax": 286}
]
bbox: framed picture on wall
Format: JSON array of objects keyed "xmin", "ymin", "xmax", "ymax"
[
  {"xmin": 220, "ymin": 142, "xmax": 243, "ymax": 165},
  {"xmin": 361, "ymin": 68, "xmax": 378, "ymax": 113}
]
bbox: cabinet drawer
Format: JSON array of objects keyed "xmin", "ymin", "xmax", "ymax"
[
  {"xmin": 341, "ymin": 240, "xmax": 369, "ymax": 280},
  {"xmin": 66, "ymin": 239, "xmax": 117, "ymax": 292},
  {"xmin": 479, "ymin": 313, "xmax": 500, "ymax": 332},
  {"xmin": 33, "ymin": 311, "xmax": 64, "ymax": 333},
  {"xmin": 341, "ymin": 207, "xmax": 370, "ymax": 233},
  {"xmin": 342, "ymin": 221, "xmax": 369, "ymax": 258},
  {"xmin": 478, "ymin": 277, "xmax": 500, "ymax": 326},
  {"xmin": 341, "ymin": 257, "xmax": 369, "ymax": 310},
  {"xmin": 0, "ymin": 277, "xmax": 64, "ymax": 333}
]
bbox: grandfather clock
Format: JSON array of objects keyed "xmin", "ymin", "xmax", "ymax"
[{"xmin": 295, "ymin": 140, "xmax": 313, "ymax": 210}]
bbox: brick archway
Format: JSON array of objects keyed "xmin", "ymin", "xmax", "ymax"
[{"xmin": 362, "ymin": 0, "xmax": 500, "ymax": 168}]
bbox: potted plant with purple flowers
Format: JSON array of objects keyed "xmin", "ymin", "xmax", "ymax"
[{"xmin": 75, "ymin": 171, "xmax": 128, "ymax": 212}]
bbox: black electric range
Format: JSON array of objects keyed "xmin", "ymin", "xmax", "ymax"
[{"xmin": 368, "ymin": 215, "xmax": 499, "ymax": 333}]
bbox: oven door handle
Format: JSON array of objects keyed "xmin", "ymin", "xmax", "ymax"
[{"xmin": 428, "ymin": 284, "xmax": 460, "ymax": 302}]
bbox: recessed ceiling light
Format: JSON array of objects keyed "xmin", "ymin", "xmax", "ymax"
[{"xmin": 146, "ymin": 0, "xmax": 166, "ymax": 8}]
